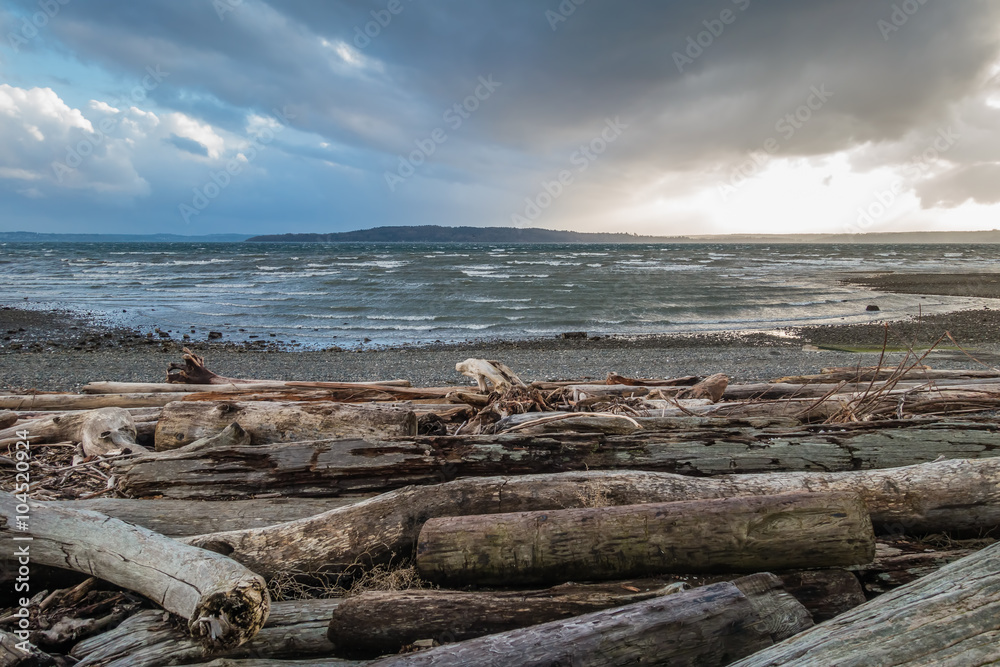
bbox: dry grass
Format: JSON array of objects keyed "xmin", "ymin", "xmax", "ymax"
[
  {"xmin": 267, "ymin": 552, "xmax": 432, "ymax": 601},
  {"xmin": 574, "ymin": 479, "xmax": 614, "ymax": 508}
]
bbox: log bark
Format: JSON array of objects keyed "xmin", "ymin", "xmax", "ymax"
[
  {"xmin": 327, "ymin": 581, "xmax": 690, "ymax": 658},
  {"xmin": 0, "ymin": 492, "xmax": 269, "ymax": 650},
  {"xmin": 0, "ymin": 393, "xmax": 187, "ymax": 411},
  {"xmin": 0, "ymin": 412, "xmax": 16, "ymax": 430},
  {"xmin": 71, "ymin": 600, "xmax": 341, "ymax": 667},
  {"xmin": 52, "ymin": 497, "xmax": 369, "ymax": 537},
  {"xmin": 415, "ymin": 492, "xmax": 875, "ymax": 587},
  {"xmin": 367, "ymin": 573, "xmax": 812, "ymax": 667},
  {"xmin": 153, "ymin": 401, "xmax": 418, "ymax": 450},
  {"xmin": 179, "ymin": 458, "xmax": 1000, "ymax": 580},
  {"xmin": 729, "ymin": 541, "xmax": 1000, "ymax": 666},
  {"xmin": 119, "ymin": 423, "xmax": 1000, "ymax": 499}
]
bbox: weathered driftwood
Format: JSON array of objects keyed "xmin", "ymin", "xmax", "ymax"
[
  {"xmin": 327, "ymin": 582, "xmax": 689, "ymax": 658},
  {"xmin": 180, "ymin": 458, "xmax": 1000, "ymax": 579},
  {"xmin": 676, "ymin": 373, "xmax": 729, "ymax": 402},
  {"xmin": 77, "ymin": 407, "xmax": 147, "ymax": 458},
  {"xmin": 367, "ymin": 573, "xmax": 812, "ymax": 667},
  {"xmin": 605, "ymin": 373, "xmax": 699, "ymax": 387},
  {"xmin": 775, "ymin": 367, "xmax": 1000, "ymax": 384},
  {"xmin": 120, "ymin": 423, "xmax": 1000, "ymax": 499},
  {"xmin": 0, "ymin": 411, "xmax": 16, "ymax": 430},
  {"xmin": 0, "ymin": 629, "xmax": 54, "ymax": 666},
  {"xmin": 0, "ymin": 492, "xmax": 269, "ymax": 650},
  {"xmin": 851, "ymin": 541, "xmax": 987, "ymax": 595},
  {"xmin": 415, "ymin": 492, "xmax": 875, "ymax": 586},
  {"xmin": 491, "ymin": 411, "xmax": 643, "ymax": 435},
  {"xmin": 53, "ymin": 497, "xmax": 368, "ymax": 537},
  {"xmin": 0, "ymin": 407, "xmax": 147, "ymax": 458},
  {"xmin": 71, "ymin": 600, "xmax": 341, "ymax": 667},
  {"xmin": 153, "ymin": 401, "xmax": 418, "ymax": 450},
  {"xmin": 83, "ymin": 380, "xmax": 411, "ymax": 393},
  {"xmin": 454, "ymin": 358, "xmax": 525, "ymax": 392},
  {"xmin": 0, "ymin": 393, "xmax": 187, "ymax": 411},
  {"xmin": 729, "ymin": 541, "xmax": 1000, "ymax": 666},
  {"xmin": 327, "ymin": 571, "xmax": 863, "ymax": 659},
  {"xmin": 569, "ymin": 384, "xmax": 649, "ymax": 401}
]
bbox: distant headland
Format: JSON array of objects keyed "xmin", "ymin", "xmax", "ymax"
[
  {"xmin": 246, "ymin": 226, "xmax": 1000, "ymax": 244},
  {"xmin": 3, "ymin": 226, "xmax": 1000, "ymax": 244}
]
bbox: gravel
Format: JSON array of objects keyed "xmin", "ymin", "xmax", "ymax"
[{"xmin": 2, "ymin": 304, "xmax": 999, "ymax": 392}]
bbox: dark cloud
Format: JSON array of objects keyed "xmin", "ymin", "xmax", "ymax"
[
  {"xmin": 1, "ymin": 0, "xmax": 999, "ymax": 232},
  {"xmin": 165, "ymin": 133, "xmax": 209, "ymax": 156}
]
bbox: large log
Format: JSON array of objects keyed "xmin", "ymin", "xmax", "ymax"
[
  {"xmin": 153, "ymin": 401, "xmax": 418, "ymax": 450},
  {"xmin": 367, "ymin": 573, "xmax": 812, "ymax": 667},
  {"xmin": 327, "ymin": 572, "xmax": 862, "ymax": 659},
  {"xmin": 415, "ymin": 492, "xmax": 875, "ymax": 587},
  {"xmin": 729, "ymin": 541, "xmax": 1000, "ymax": 666},
  {"xmin": 851, "ymin": 539, "xmax": 986, "ymax": 595},
  {"xmin": 180, "ymin": 458, "xmax": 1000, "ymax": 579},
  {"xmin": 0, "ymin": 393, "xmax": 187, "ymax": 411},
  {"xmin": 327, "ymin": 581, "xmax": 689, "ymax": 658},
  {"xmin": 119, "ymin": 423, "xmax": 1000, "ymax": 499},
  {"xmin": 52, "ymin": 497, "xmax": 369, "ymax": 537},
  {"xmin": 83, "ymin": 380, "xmax": 412, "ymax": 393},
  {"xmin": 71, "ymin": 600, "xmax": 341, "ymax": 667},
  {"xmin": 0, "ymin": 492, "xmax": 269, "ymax": 650}
]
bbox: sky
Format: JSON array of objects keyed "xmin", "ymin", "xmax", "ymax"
[{"xmin": 1, "ymin": 0, "xmax": 999, "ymax": 236}]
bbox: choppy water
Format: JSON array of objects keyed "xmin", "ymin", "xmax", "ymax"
[{"xmin": 2, "ymin": 242, "xmax": 998, "ymax": 348}]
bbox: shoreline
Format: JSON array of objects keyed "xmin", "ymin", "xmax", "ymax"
[{"xmin": 2, "ymin": 301, "xmax": 999, "ymax": 392}]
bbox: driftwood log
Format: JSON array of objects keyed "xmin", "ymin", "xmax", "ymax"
[
  {"xmin": 0, "ymin": 393, "xmax": 188, "ymax": 411},
  {"xmin": 730, "ymin": 541, "xmax": 1000, "ymax": 666},
  {"xmin": 328, "ymin": 570, "xmax": 863, "ymax": 659},
  {"xmin": 119, "ymin": 423, "xmax": 1000, "ymax": 499},
  {"xmin": 153, "ymin": 401, "xmax": 418, "ymax": 450},
  {"xmin": 0, "ymin": 407, "xmax": 146, "ymax": 458},
  {"xmin": 454, "ymin": 358, "xmax": 525, "ymax": 392},
  {"xmin": 415, "ymin": 492, "xmax": 875, "ymax": 586},
  {"xmin": 327, "ymin": 581, "xmax": 690, "ymax": 658},
  {"xmin": 367, "ymin": 573, "xmax": 812, "ymax": 667},
  {"xmin": 52, "ymin": 497, "xmax": 369, "ymax": 537},
  {"xmin": 0, "ymin": 411, "xmax": 16, "ymax": 430},
  {"xmin": 0, "ymin": 492, "xmax": 269, "ymax": 650},
  {"xmin": 84, "ymin": 380, "xmax": 411, "ymax": 393},
  {"xmin": 71, "ymin": 600, "xmax": 342, "ymax": 667},
  {"xmin": 180, "ymin": 458, "xmax": 1000, "ymax": 579}
]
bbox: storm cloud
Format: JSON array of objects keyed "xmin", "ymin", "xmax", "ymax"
[{"xmin": 1, "ymin": 0, "xmax": 998, "ymax": 234}]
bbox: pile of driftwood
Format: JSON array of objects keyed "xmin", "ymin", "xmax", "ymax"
[{"xmin": 3, "ymin": 347, "xmax": 1000, "ymax": 665}]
